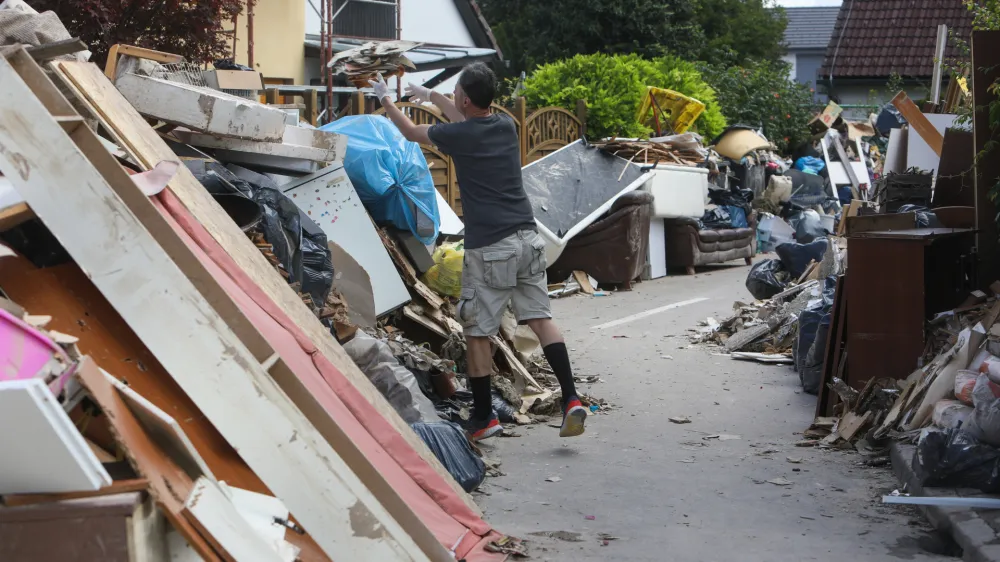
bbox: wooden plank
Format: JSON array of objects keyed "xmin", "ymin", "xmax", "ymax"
[
  {"xmin": 0, "ymin": 202, "xmax": 34, "ymax": 231},
  {"xmin": 172, "ymin": 128, "xmax": 345, "ymax": 164},
  {"xmin": 572, "ymin": 271, "xmax": 595, "ymax": 294},
  {"xmin": 0, "ymin": 378, "xmax": 112, "ymax": 495},
  {"xmin": 0, "ymin": 256, "xmax": 269, "ymax": 496},
  {"xmin": 492, "ymin": 335, "xmax": 544, "ymax": 393},
  {"xmin": 0, "ymin": 56, "xmax": 434, "ymax": 561},
  {"xmin": 2, "ymin": 479, "xmax": 149, "ymax": 507},
  {"xmin": 104, "ymin": 369, "xmax": 217, "ymax": 483},
  {"xmin": 182, "ymin": 476, "xmax": 286, "ymax": 562},
  {"xmin": 114, "ymin": 73, "xmax": 286, "ymax": 142},
  {"xmin": 891, "ymin": 91, "xmax": 944, "ymax": 157},
  {"xmin": 25, "ymin": 38, "xmax": 88, "ymax": 61},
  {"xmin": 104, "ymin": 44, "xmax": 184, "ymax": 80},
  {"xmin": 50, "ymin": 60, "xmax": 478, "ymax": 514},
  {"xmin": 75, "ymin": 358, "xmax": 221, "ymax": 561},
  {"xmin": 838, "ymin": 410, "xmax": 873, "ymax": 442},
  {"xmin": 129, "ymin": 494, "xmax": 171, "ymax": 562},
  {"xmin": 404, "ymin": 305, "xmax": 449, "ymax": 338},
  {"xmin": 846, "ymin": 212, "xmax": 915, "ymax": 236}
]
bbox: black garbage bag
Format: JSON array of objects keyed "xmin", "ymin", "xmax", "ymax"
[
  {"xmin": 185, "ymin": 160, "xmax": 334, "ymax": 306},
  {"xmin": 214, "ymin": 59, "xmax": 254, "ymax": 71},
  {"xmin": 492, "ymin": 390, "xmax": 518, "ymax": 424},
  {"xmin": 786, "ymin": 209, "xmax": 829, "ymax": 243},
  {"xmin": 775, "ymin": 239, "xmax": 829, "ymax": 278},
  {"xmin": 700, "ymin": 207, "xmax": 732, "ymax": 230},
  {"xmin": 746, "ymin": 259, "xmax": 788, "ymax": 300},
  {"xmin": 897, "ymin": 204, "xmax": 942, "ymax": 229},
  {"xmin": 411, "ymin": 421, "xmax": 486, "ymax": 492},
  {"xmin": 914, "ymin": 427, "xmax": 1000, "ymax": 493},
  {"xmin": 797, "ymin": 275, "xmax": 838, "ymax": 394}
]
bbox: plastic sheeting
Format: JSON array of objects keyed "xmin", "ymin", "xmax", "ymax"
[
  {"xmin": 523, "ymin": 140, "xmax": 648, "ymax": 238},
  {"xmin": 186, "ymin": 159, "xmax": 333, "ymax": 306},
  {"xmin": 796, "ymin": 276, "xmax": 838, "ymax": 395},
  {"xmin": 320, "ymin": 116, "xmax": 440, "ymax": 244},
  {"xmin": 342, "ymin": 331, "xmax": 439, "ymax": 424},
  {"xmin": 914, "ymin": 427, "xmax": 1000, "ymax": 493}
]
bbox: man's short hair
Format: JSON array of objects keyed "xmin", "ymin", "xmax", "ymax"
[{"xmin": 458, "ymin": 63, "xmax": 496, "ymax": 109}]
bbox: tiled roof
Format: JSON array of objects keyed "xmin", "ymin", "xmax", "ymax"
[
  {"xmin": 783, "ymin": 7, "xmax": 840, "ymax": 51},
  {"xmin": 819, "ymin": 0, "xmax": 973, "ymax": 79}
]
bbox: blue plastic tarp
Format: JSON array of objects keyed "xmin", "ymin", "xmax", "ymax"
[
  {"xmin": 320, "ymin": 116, "xmax": 440, "ymax": 244},
  {"xmin": 794, "ymin": 156, "xmax": 826, "ymax": 175}
]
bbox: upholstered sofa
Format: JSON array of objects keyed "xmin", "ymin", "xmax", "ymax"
[
  {"xmin": 664, "ymin": 214, "xmax": 756, "ymax": 275},
  {"xmin": 548, "ymin": 191, "xmax": 654, "ymax": 287}
]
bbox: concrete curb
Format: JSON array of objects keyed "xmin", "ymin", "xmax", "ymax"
[{"xmin": 890, "ymin": 442, "xmax": 1000, "ymax": 561}]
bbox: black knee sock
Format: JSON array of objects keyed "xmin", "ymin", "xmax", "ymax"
[
  {"xmin": 543, "ymin": 342, "xmax": 577, "ymax": 403},
  {"xmin": 469, "ymin": 375, "xmax": 493, "ymax": 420}
]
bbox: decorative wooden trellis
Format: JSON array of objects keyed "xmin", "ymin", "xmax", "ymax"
[{"xmin": 362, "ymin": 96, "xmax": 586, "ymax": 217}]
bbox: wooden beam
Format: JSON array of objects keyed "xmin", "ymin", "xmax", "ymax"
[
  {"xmin": 0, "ymin": 202, "xmax": 34, "ymax": 232},
  {"xmin": 0, "ymin": 54, "xmax": 434, "ymax": 561},
  {"xmin": 25, "ymin": 38, "xmax": 88, "ymax": 61},
  {"xmin": 891, "ymin": 91, "xmax": 944, "ymax": 157},
  {"xmin": 2, "ymin": 479, "xmax": 149, "ymax": 508},
  {"xmin": 49, "ymin": 60, "xmax": 479, "ymax": 513}
]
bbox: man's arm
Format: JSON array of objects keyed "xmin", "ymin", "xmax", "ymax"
[
  {"xmin": 370, "ymin": 74, "xmax": 432, "ymax": 145},
  {"xmin": 406, "ymin": 83, "xmax": 465, "ymax": 123},
  {"xmin": 381, "ymin": 99, "xmax": 433, "ymax": 145},
  {"xmin": 429, "ymin": 91, "xmax": 466, "ymax": 123}
]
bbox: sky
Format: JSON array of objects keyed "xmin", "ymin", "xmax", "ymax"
[{"xmin": 775, "ymin": 0, "xmax": 842, "ymax": 6}]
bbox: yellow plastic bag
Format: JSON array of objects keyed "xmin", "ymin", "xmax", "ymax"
[
  {"xmin": 635, "ymin": 87, "xmax": 705, "ymax": 135},
  {"xmin": 423, "ymin": 241, "xmax": 464, "ymax": 298}
]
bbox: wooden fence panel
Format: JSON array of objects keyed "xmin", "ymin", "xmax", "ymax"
[
  {"xmin": 524, "ymin": 106, "xmax": 584, "ymax": 164},
  {"xmin": 349, "ymin": 98, "xmax": 586, "ymax": 217}
]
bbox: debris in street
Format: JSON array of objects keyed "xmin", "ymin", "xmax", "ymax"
[
  {"xmin": 669, "ymin": 416, "xmax": 692, "ymax": 424},
  {"xmin": 767, "ymin": 477, "xmax": 794, "ymax": 486},
  {"xmin": 545, "ymin": 476, "xmax": 562, "ymax": 483},
  {"xmin": 786, "ymin": 457, "xmax": 803, "ymax": 464},
  {"xmin": 528, "ymin": 531, "xmax": 583, "ymax": 542},
  {"xmin": 704, "ymin": 433, "xmax": 742, "ymax": 441}
]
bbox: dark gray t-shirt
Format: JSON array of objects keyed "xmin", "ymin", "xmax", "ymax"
[{"xmin": 428, "ymin": 114, "xmax": 536, "ymax": 249}]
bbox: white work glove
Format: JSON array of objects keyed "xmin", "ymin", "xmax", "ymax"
[
  {"xmin": 404, "ymin": 82, "xmax": 433, "ymax": 104},
  {"xmin": 368, "ymin": 73, "xmax": 391, "ymax": 103}
]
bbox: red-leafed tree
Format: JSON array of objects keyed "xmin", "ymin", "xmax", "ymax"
[{"xmin": 28, "ymin": 0, "xmax": 244, "ymax": 66}]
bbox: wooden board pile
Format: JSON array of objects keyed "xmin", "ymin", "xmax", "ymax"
[
  {"xmin": 0, "ymin": 40, "xmax": 512, "ymax": 561},
  {"xmin": 593, "ymin": 138, "xmax": 706, "ymax": 167},
  {"xmin": 808, "ymin": 290, "xmax": 1000, "ymax": 453},
  {"xmin": 327, "ymin": 40, "xmax": 420, "ymax": 87},
  {"xmin": 691, "ymin": 280, "xmax": 820, "ymax": 361}
]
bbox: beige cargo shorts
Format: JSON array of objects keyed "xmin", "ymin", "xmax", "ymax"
[{"xmin": 458, "ymin": 229, "xmax": 552, "ymax": 337}]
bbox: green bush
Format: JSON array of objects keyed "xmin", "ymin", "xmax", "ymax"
[
  {"xmin": 521, "ymin": 53, "xmax": 727, "ymax": 140},
  {"xmin": 699, "ymin": 59, "xmax": 817, "ymax": 154}
]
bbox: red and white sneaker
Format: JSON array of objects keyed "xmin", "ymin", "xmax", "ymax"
[
  {"xmin": 469, "ymin": 413, "xmax": 503, "ymax": 441},
  {"xmin": 560, "ymin": 397, "xmax": 588, "ymax": 437}
]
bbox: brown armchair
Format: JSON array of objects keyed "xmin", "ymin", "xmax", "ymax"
[
  {"xmin": 547, "ymin": 191, "xmax": 654, "ymax": 286},
  {"xmin": 664, "ymin": 213, "xmax": 756, "ymax": 275}
]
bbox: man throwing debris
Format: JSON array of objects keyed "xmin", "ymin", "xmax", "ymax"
[{"xmin": 370, "ymin": 63, "xmax": 587, "ymax": 440}]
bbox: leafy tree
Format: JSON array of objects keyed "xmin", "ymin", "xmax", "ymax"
[
  {"xmin": 479, "ymin": 0, "xmax": 787, "ymax": 76},
  {"xmin": 479, "ymin": 0, "xmax": 703, "ymax": 76},
  {"xmin": 522, "ymin": 53, "xmax": 726, "ymax": 139},
  {"xmin": 28, "ymin": 0, "xmax": 244, "ymax": 66},
  {"xmin": 693, "ymin": 0, "xmax": 787, "ymax": 64},
  {"xmin": 699, "ymin": 58, "xmax": 815, "ymax": 153}
]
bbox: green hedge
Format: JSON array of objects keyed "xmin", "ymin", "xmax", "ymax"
[{"xmin": 522, "ymin": 53, "xmax": 727, "ymax": 140}]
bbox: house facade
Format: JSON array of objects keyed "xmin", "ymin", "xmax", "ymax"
[
  {"xmin": 818, "ymin": 0, "xmax": 972, "ymax": 118},
  {"xmin": 782, "ymin": 6, "xmax": 838, "ymax": 101},
  {"xmin": 303, "ymin": 0, "xmax": 501, "ymax": 91}
]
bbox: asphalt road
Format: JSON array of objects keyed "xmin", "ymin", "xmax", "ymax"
[{"xmin": 475, "ymin": 260, "xmax": 955, "ymax": 562}]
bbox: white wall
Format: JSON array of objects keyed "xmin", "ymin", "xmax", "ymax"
[
  {"xmin": 402, "ymin": 0, "xmax": 475, "ymax": 46},
  {"xmin": 781, "ymin": 54, "xmax": 797, "ymax": 81},
  {"xmin": 305, "ymin": 0, "xmax": 476, "ymax": 46}
]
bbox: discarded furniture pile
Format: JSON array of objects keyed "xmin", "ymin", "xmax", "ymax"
[{"xmin": 0, "ymin": 9, "xmax": 556, "ymax": 560}]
